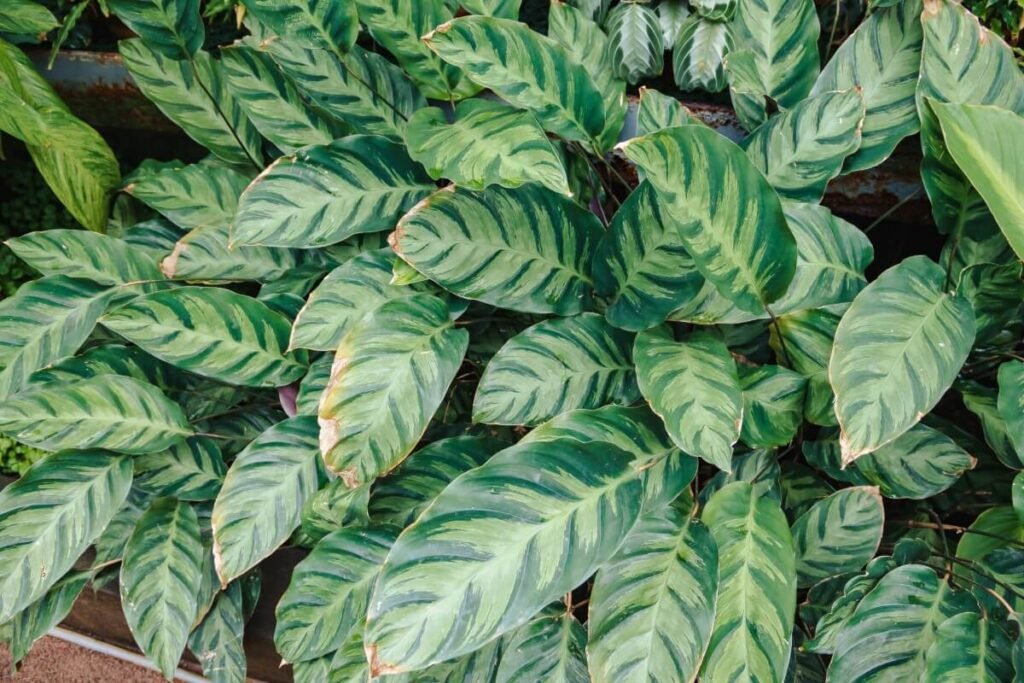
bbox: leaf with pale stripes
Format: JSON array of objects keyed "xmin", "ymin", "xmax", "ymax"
[
  {"xmin": 406, "ymin": 100, "xmax": 571, "ymax": 196},
  {"xmin": 6, "ymin": 230, "xmax": 162, "ymax": 286},
  {"xmin": 124, "ymin": 161, "xmax": 250, "ymax": 231},
  {"xmin": 998, "ymin": 361, "xmax": 1024, "ymax": 459},
  {"xmin": 212, "ymin": 416, "xmax": 322, "ymax": 584},
  {"xmin": 725, "ymin": 49, "xmax": 770, "ymax": 131},
  {"xmin": 425, "ymin": 16, "xmax": 607, "ymax": 145},
  {"xmin": 604, "ymin": 1, "xmax": 663, "ymax": 83},
  {"xmin": 162, "ymin": 224, "xmax": 328, "ymax": 282},
  {"xmin": 636, "ymin": 87, "xmax": 694, "ymax": 136},
  {"xmin": 0, "ymin": 0, "xmax": 58, "ymax": 34},
  {"xmin": 103, "ymin": 286, "xmax": 306, "ymax": 388},
  {"xmin": 473, "ymin": 314, "xmax": 638, "ymax": 426},
  {"xmin": 698, "ymin": 448, "xmax": 781, "ymax": 506},
  {"xmin": 462, "ymin": 0, "xmax": 521, "ymax": 17},
  {"xmin": 658, "ymin": 0, "xmax": 690, "ymax": 45},
  {"xmin": 496, "ymin": 612, "xmax": 588, "ymax": 683},
  {"xmin": 739, "ymin": 364, "xmax": 806, "ymax": 448},
  {"xmin": 924, "ymin": 612, "xmax": 1014, "ymax": 682},
  {"xmin": 672, "ymin": 17, "xmax": 733, "ymax": 92},
  {"xmin": 829, "ymin": 256, "xmax": 975, "ymax": 464},
  {"xmin": 392, "ymin": 185, "xmax": 602, "ymax": 315},
  {"xmin": 771, "ymin": 307, "xmax": 842, "ymax": 426},
  {"xmin": 133, "ymin": 436, "xmax": 225, "ymax": 502},
  {"xmin": 297, "ymin": 480, "xmax": 369, "ymax": 546},
  {"xmin": 0, "ymin": 450, "xmax": 131, "ymax": 622},
  {"xmin": 120, "ymin": 498, "xmax": 203, "ymax": 680},
  {"xmin": 365, "ymin": 439, "xmax": 644, "ymax": 673},
  {"xmin": 108, "ymin": 0, "xmax": 203, "ymax": 59},
  {"xmin": 588, "ymin": 507, "xmax": 718, "ymax": 683},
  {"xmin": 318, "ymin": 294, "xmax": 468, "ymax": 486},
  {"xmin": 700, "ymin": 481, "xmax": 796, "ymax": 683},
  {"xmin": 804, "ymin": 555, "xmax": 897, "ymax": 654},
  {"xmin": 241, "ymin": 0, "xmax": 358, "ymax": 53},
  {"xmin": 122, "ymin": 218, "xmax": 187, "ymax": 260},
  {"xmin": 791, "ymin": 486, "xmax": 883, "ymax": 588},
  {"xmin": 188, "ymin": 580, "xmax": 247, "ymax": 683},
  {"xmin": 619, "ymin": 125, "xmax": 796, "ymax": 314},
  {"xmin": 234, "ymin": 135, "xmax": 434, "ymax": 249},
  {"xmin": 5, "ymin": 570, "xmax": 89, "ymax": 666},
  {"xmin": 0, "ymin": 376, "xmax": 191, "ymax": 454},
  {"xmin": 811, "ymin": 0, "xmax": 922, "ymax": 172},
  {"xmin": 634, "ymin": 327, "xmax": 742, "ymax": 472}
]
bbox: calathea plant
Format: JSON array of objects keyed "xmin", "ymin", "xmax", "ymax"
[{"xmin": 1, "ymin": 0, "xmax": 1024, "ymax": 681}]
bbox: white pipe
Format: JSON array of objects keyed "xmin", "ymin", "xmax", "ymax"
[{"xmin": 49, "ymin": 625, "xmax": 208, "ymax": 683}]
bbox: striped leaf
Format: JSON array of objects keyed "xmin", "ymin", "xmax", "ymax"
[
  {"xmin": 406, "ymin": 100, "xmax": 571, "ymax": 196},
  {"xmin": 588, "ymin": 507, "xmax": 719, "ymax": 683},
  {"xmin": 726, "ymin": 49, "xmax": 770, "ymax": 131},
  {"xmin": 297, "ymin": 480, "xmax": 370, "ymax": 545},
  {"xmin": 473, "ymin": 314, "xmax": 639, "ymax": 426},
  {"xmin": 196, "ymin": 406, "xmax": 285, "ymax": 458},
  {"xmin": 6, "ymin": 229, "xmax": 162, "ymax": 286},
  {"xmin": 0, "ymin": 450, "xmax": 131, "ymax": 622},
  {"xmin": 120, "ymin": 498, "xmax": 203, "ymax": 679},
  {"xmin": 779, "ymin": 462, "xmax": 834, "ymax": 521},
  {"xmin": 634, "ymin": 327, "xmax": 742, "ymax": 472},
  {"xmin": 739, "ymin": 364, "xmax": 806, "ymax": 448},
  {"xmin": 241, "ymin": 0, "xmax": 358, "ymax": 53},
  {"xmin": 318, "ymin": 294, "xmax": 468, "ymax": 486},
  {"xmin": 636, "ymin": 87, "xmax": 694, "ymax": 136},
  {"xmin": 605, "ymin": 1, "xmax": 663, "ymax": 83},
  {"xmin": 233, "ymin": 136, "xmax": 434, "ymax": 249},
  {"xmin": 102, "ymin": 286, "xmax": 306, "ymax": 388},
  {"xmin": 925, "ymin": 613, "xmax": 1014, "ymax": 682},
  {"xmin": 188, "ymin": 581, "xmax": 247, "ymax": 683},
  {"xmin": 829, "ymin": 256, "xmax": 975, "ymax": 464},
  {"xmin": 698, "ymin": 448, "xmax": 781, "ymax": 506},
  {"xmin": 0, "ymin": 275, "xmax": 112, "ymax": 398},
  {"xmin": 744, "ymin": 90, "xmax": 865, "ymax": 202},
  {"xmin": 593, "ymin": 181, "xmax": 704, "ymax": 331},
  {"xmin": 5, "ymin": 570, "xmax": 89, "ymax": 666},
  {"xmin": 619, "ymin": 125, "xmax": 796, "ymax": 314},
  {"xmin": 791, "ymin": 486, "xmax": 884, "ymax": 588},
  {"xmin": 998, "ymin": 361, "xmax": 1024, "ymax": 459},
  {"xmin": 297, "ymin": 358, "xmax": 340, "ymax": 415},
  {"xmin": 962, "ymin": 384, "xmax": 1022, "ymax": 469},
  {"xmin": 93, "ymin": 488, "xmax": 155, "ymax": 568},
  {"xmin": 275, "ymin": 525, "xmax": 397, "ymax": 663},
  {"xmin": 161, "ymin": 224, "xmax": 327, "ymax": 282},
  {"xmin": 119, "ymin": 40, "xmax": 261, "ymax": 166},
  {"xmin": 0, "ymin": 0, "xmax": 58, "ymax": 34},
  {"xmin": 124, "ymin": 162, "xmax": 250, "ymax": 231},
  {"xmin": 804, "ymin": 555, "xmax": 897, "ymax": 654},
  {"xmin": 365, "ymin": 439, "xmax": 644, "ymax": 673},
  {"xmin": 462, "ymin": 0, "xmax": 521, "ymax": 17},
  {"xmin": 700, "ymin": 481, "xmax": 796, "ymax": 683},
  {"xmin": 673, "ymin": 17, "xmax": 732, "ymax": 93},
  {"xmin": 0, "ymin": 376, "xmax": 191, "ymax": 454},
  {"xmin": 368, "ymin": 435, "xmax": 503, "ymax": 526},
  {"xmin": 771, "ymin": 307, "xmax": 842, "ymax": 426},
  {"xmin": 658, "ymin": 0, "xmax": 690, "ymax": 45},
  {"xmin": 212, "ymin": 416, "xmax": 322, "ymax": 584},
  {"xmin": 959, "ymin": 262, "xmax": 1024, "ymax": 347},
  {"xmin": 955, "ymin": 506, "xmax": 1024, "ymax": 607},
  {"xmin": 392, "ymin": 185, "xmax": 602, "ymax": 315},
  {"xmin": 122, "ymin": 218, "xmax": 187, "ymax": 260},
  {"xmin": 107, "ymin": 0, "xmax": 203, "ymax": 59},
  {"xmin": 828, "ymin": 564, "xmax": 976, "ymax": 681},
  {"xmin": 133, "ymin": 436, "xmax": 226, "ymax": 502},
  {"xmin": 425, "ymin": 16, "xmax": 607, "ymax": 145},
  {"xmin": 811, "ymin": 0, "xmax": 923, "ymax": 172},
  {"xmin": 692, "ymin": 0, "xmax": 734, "ymax": 20},
  {"xmin": 496, "ymin": 612, "xmax": 588, "ymax": 683}
]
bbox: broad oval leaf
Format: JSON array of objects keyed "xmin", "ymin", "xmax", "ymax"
[
  {"xmin": 604, "ymin": 1, "xmax": 664, "ymax": 83},
  {"xmin": 496, "ymin": 612, "xmax": 588, "ymax": 683},
  {"xmin": 924, "ymin": 612, "xmax": 1014, "ymax": 682},
  {"xmin": 365, "ymin": 439, "xmax": 644, "ymax": 673},
  {"xmin": 162, "ymin": 224, "xmax": 328, "ymax": 282},
  {"xmin": 791, "ymin": 486, "xmax": 884, "ymax": 588},
  {"xmin": 673, "ymin": 17, "xmax": 733, "ymax": 92},
  {"xmin": 998, "ymin": 360, "xmax": 1024, "ymax": 459},
  {"xmin": 636, "ymin": 87, "xmax": 694, "ymax": 136},
  {"xmin": 771, "ymin": 306, "xmax": 843, "ymax": 426},
  {"xmin": 298, "ymin": 480, "xmax": 370, "ymax": 546},
  {"xmin": 692, "ymin": 0, "xmax": 736, "ymax": 21},
  {"xmin": 187, "ymin": 580, "xmax": 247, "ymax": 683},
  {"xmin": 6, "ymin": 229, "xmax": 162, "ymax": 286},
  {"xmin": 242, "ymin": 0, "xmax": 358, "ymax": 53},
  {"xmin": 739, "ymin": 364, "xmax": 806, "ymax": 448},
  {"xmin": 108, "ymin": 0, "xmax": 203, "ymax": 59},
  {"xmin": 133, "ymin": 436, "xmax": 226, "ymax": 502},
  {"xmin": 125, "ymin": 161, "xmax": 250, "ymax": 232}
]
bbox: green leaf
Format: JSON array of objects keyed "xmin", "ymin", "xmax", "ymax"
[
  {"xmin": 811, "ymin": 0, "xmax": 923, "ymax": 172},
  {"xmin": 698, "ymin": 448, "xmax": 781, "ymax": 506},
  {"xmin": 0, "ymin": 0, "xmax": 58, "ymax": 34},
  {"xmin": 673, "ymin": 17, "xmax": 733, "ymax": 93},
  {"xmin": 108, "ymin": 0, "xmax": 203, "ymax": 59},
  {"xmin": 233, "ymin": 135, "xmax": 434, "ymax": 249},
  {"xmin": 496, "ymin": 612, "xmax": 588, "ymax": 683},
  {"xmin": 119, "ymin": 40, "xmax": 261, "ymax": 166},
  {"xmin": 828, "ymin": 564, "xmax": 977, "ymax": 681},
  {"xmin": 588, "ymin": 507, "xmax": 718, "ymax": 683},
  {"xmin": 162, "ymin": 224, "xmax": 328, "ymax": 282},
  {"xmin": 406, "ymin": 100, "xmax": 570, "ymax": 196},
  {"xmin": 925, "ymin": 612, "xmax": 1014, "ymax": 682},
  {"xmin": 275, "ymin": 524, "xmax": 397, "ymax": 663},
  {"xmin": 692, "ymin": 0, "xmax": 735, "ymax": 21},
  {"xmin": 658, "ymin": 0, "xmax": 690, "ymax": 45},
  {"xmin": 958, "ymin": 262, "xmax": 1024, "ymax": 347},
  {"xmin": 93, "ymin": 488, "xmax": 155, "ymax": 568},
  {"xmin": 955, "ymin": 506, "xmax": 1024, "ymax": 600},
  {"xmin": 365, "ymin": 439, "xmax": 644, "ymax": 673},
  {"xmin": 5, "ymin": 570, "xmax": 89, "ymax": 666},
  {"xmin": 102, "ymin": 286, "xmax": 306, "ymax": 388},
  {"xmin": 241, "ymin": 0, "xmax": 358, "ymax": 53},
  {"xmin": 635, "ymin": 327, "xmax": 742, "ymax": 472},
  {"xmin": 619, "ymin": 124, "xmax": 796, "ymax": 314},
  {"xmin": 125, "ymin": 161, "xmax": 249, "ymax": 231},
  {"xmin": 134, "ymin": 436, "xmax": 225, "ymax": 502},
  {"xmin": 604, "ymin": 1, "xmax": 663, "ymax": 83},
  {"xmin": 425, "ymin": 16, "xmax": 607, "ymax": 145},
  {"xmin": 998, "ymin": 361, "xmax": 1024, "ymax": 460},
  {"xmin": 770, "ymin": 307, "xmax": 843, "ymax": 426},
  {"xmin": 0, "ymin": 450, "xmax": 131, "ymax": 623},
  {"xmin": 188, "ymin": 581, "xmax": 247, "ymax": 683},
  {"xmin": 318, "ymin": 294, "xmax": 468, "ymax": 486},
  {"xmin": 0, "ymin": 375, "xmax": 191, "ymax": 454},
  {"xmin": 473, "ymin": 313, "xmax": 639, "ymax": 426},
  {"xmin": 739, "ymin": 364, "xmax": 806, "ymax": 448},
  {"xmin": 120, "ymin": 498, "xmax": 203, "ymax": 680},
  {"xmin": 297, "ymin": 480, "xmax": 369, "ymax": 545},
  {"xmin": 6, "ymin": 230, "xmax": 162, "ymax": 286},
  {"xmin": 462, "ymin": 0, "xmax": 521, "ymax": 18},
  {"xmin": 701, "ymin": 481, "xmax": 796, "ymax": 683},
  {"xmin": 392, "ymin": 185, "xmax": 602, "ymax": 315},
  {"xmin": 829, "ymin": 256, "xmax": 975, "ymax": 463},
  {"xmin": 791, "ymin": 486, "xmax": 884, "ymax": 588},
  {"xmin": 636, "ymin": 87, "xmax": 693, "ymax": 136},
  {"xmin": 725, "ymin": 49, "xmax": 770, "ymax": 131},
  {"xmin": 212, "ymin": 416, "xmax": 322, "ymax": 584},
  {"xmin": 779, "ymin": 462, "xmax": 834, "ymax": 521},
  {"xmin": 743, "ymin": 90, "xmax": 865, "ymax": 202},
  {"xmin": 962, "ymin": 383, "xmax": 1022, "ymax": 469}
]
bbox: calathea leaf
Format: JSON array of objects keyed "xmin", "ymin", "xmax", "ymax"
[
  {"xmin": 461, "ymin": 0, "xmax": 522, "ymax": 18},
  {"xmin": 241, "ymin": 0, "xmax": 358, "ymax": 53},
  {"xmin": 673, "ymin": 17, "xmax": 733, "ymax": 93},
  {"xmin": 5, "ymin": 570, "xmax": 89, "ymax": 666},
  {"xmin": 700, "ymin": 481, "xmax": 796, "ymax": 683},
  {"xmin": 93, "ymin": 487, "xmax": 156, "ymax": 569},
  {"xmin": 725, "ymin": 49, "xmax": 770, "ymax": 131},
  {"xmin": 634, "ymin": 326, "xmax": 743, "ymax": 472},
  {"xmin": 133, "ymin": 436, "xmax": 226, "ymax": 502},
  {"xmin": 739, "ymin": 364, "xmax": 806, "ymax": 448},
  {"xmin": 791, "ymin": 486, "xmax": 884, "ymax": 587},
  {"xmin": 0, "ymin": 450, "xmax": 131, "ymax": 622},
  {"xmin": 405, "ymin": 100, "xmax": 571, "ymax": 196},
  {"xmin": 619, "ymin": 124, "xmax": 797, "ymax": 314},
  {"xmin": 698, "ymin": 448, "xmax": 782, "ymax": 505},
  {"xmin": 961, "ymin": 382, "xmax": 1022, "ymax": 469},
  {"xmin": 6, "ymin": 229, "xmax": 162, "ymax": 286},
  {"xmin": 473, "ymin": 313, "xmax": 639, "ymax": 426},
  {"xmin": 588, "ymin": 506, "xmax": 719, "ymax": 683},
  {"xmin": 275, "ymin": 524, "xmax": 397, "ymax": 663},
  {"xmin": 0, "ymin": 0, "xmax": 58, "ymax": 34},
  {"xmin": 770, "ymin": 306, "xmax": 843, "ymax": 426},
  {"xmin": 295, "ymin": 357, "xmax": 331, "ymax": 416},
  {"xmin": 365, "ymin": 439, "xmax": 644, "ymax": 673},
  {"xmin": 958, "ymin": 262, "xmax": 1024, "ymax": 347},
  {"xmin": 496, "ymin": 611, "xmax": 588, "ymax": 683},
  {"xmin": 107, "ymin": 0, "xmax": 204, "ymax": 59},
  {"xmin": 120, "ymin": 497, "xmax": 204, "ymax": 680},
  {"xmin": 804, "ymin": 555, "xmax": 897, "ymax": 654},
  {"xmin": 954, "ymin": 506, "xmax": 1024, "ymax": 606},
  {"xmin": 392, "ymin": 185, "xmax": 602, "ymax": 315},
  {"xmin": 122, "ymin": 218, "xmax": 187, "ymax": 260},
  {"xmin": 692, "ymin": 0, "xmax": 735, "ymax": 20},
  {"xmin": 212, "ymin": 416, "xmax": 322, "ymax": 584},
  {"xmin": 604, "ymin": 1, "xmax": 664, "ymax": 83},
  {"xmin": 188, "ymin": 580, "xmax": 247, "ymax": 683},
  {"xmin": 778, "ymin": 462, "xmax": 834, "ymax": 521},
  {"xmin": 297, "ymin": 480, "xmax": 370, "ymax": 545},
  {"xmin": 658, "ymin": 0, "xmax": 690, "ymax": 45},
  {"xmin": 829, "ymin": 256, "xmax": 975, "ymax": 464},
  {"xmin": 635, "ymin": 87, "xmax": 695, "ymax": 136},
  {"xmin": 233, "ymin": 135, "xmax": 434, "ymax": 249},
  {"xmin": 123, "ymin": 161, "xmax": 250, "ymax": 232},
  {"xmin": 318, "ymin": 294, "xmax": 468, "ymax": 486},
  {"xmin": 924, "ymin": 612, "xmax": 1014, "ymax": 682},
  {"xmin": 102, "ymin": 286, "xmax": 306, "ymax": 388},
  {"xmin": 998, "ymin": 361, "xmax": 1024, "ymax": 459}
]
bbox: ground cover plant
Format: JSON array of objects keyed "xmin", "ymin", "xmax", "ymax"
[{"xmin": 0, "ymin": 0, "xmax": 1023, "ymax": 681}]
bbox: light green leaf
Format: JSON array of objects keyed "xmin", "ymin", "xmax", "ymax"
[
  {"xmin": 241, "ymin": 0, "xmax": 358, "ymax": 53},
  {"xmin": 461, "ymin": 0, "xmax": 522, "ymax": 18},
  {"xmin": 698, "ymin": 448, "xmax": 781, "ymax": 506},
  {"xmin": 122, "ymin": 217, "xmax": 187, "ymax": 260},
  {"xmin": 473, "ymin": 313, "xmax": 638, "ymax": 426},
  {"xmin": 134, "ymin": 436, "xmax": 225, "ymax": 502},
  {"xmin": 725, "ymin": 49, "xmax": 770, "ymax": 131},
  {"xmin": 496, "ymin": 612, "xmax": 588, "ymax": 683},
  {"xmin": 125, "ymin": 161, "xmax": 250, "ymax": 231},
  {"xmin": 791, "ymin": 486, "xmax": 884, "ymax": 588},
  {"xmin": 731, "ymin": 0, "xmax": 819, "ymax": 109},
  {"xmin": 5, "ymin": 570, "xmax": 89, "ymax": 666},
  {"xmin": 955, "ymin": 506, "xmax": 1024, "ymax": 600},
  {"xmin": 406, "ymin": 100, "xmax": 570, "ymax": 196},
  {"xmin": 318, "ymin": 294, "xmax": 468, "ymax": 486},
  {"xmin": 925, "ymin": 612, "xmax": 1014, "ymax": 683},
  {"xmin": 297, "ymin": 479, "xmax": 370, "ymax": 546},
  {"xmin": 393, "ymin": 185, "xmax": 602, "ymax": 315},
  {"xmin": 739, "ymin": 364, "xmax": 806, "ymax": 448},
  {"xmin": 998, "ymin": 361, "xmax": 1024, "ymax": 459},
  {"xmin": 692, "ymin": 0, "xmax": 735, "ymax": 20},
  {"xmin": 779, "ymin": 462, "xmax": 834, "ymax": 521},
  {"xmin": 365, "ymin": 439, "xmax": 644, "ymax": 673},
  {"xmin": 658, "ymin": 0, "xmax": 690, "ymax": 45},
  {"xmin": 0, "ymin": 0, "xmax": 58, "ymax": 34},
  {"xmin": 6, "ymin": 230, "xmax": 162, "ymax": 286},
  {"xmin": 636, "ymin": 87, "xmax": 693, "ymax": 136},
  {"xmin": 962, "ymin": 382, "xmax": 1022, "ymax": 469},
  {"xmin": 108, "ymin": 0, "xmax": 203, "ymax": 59},
  {"xmin": 958, "ymin": 262, "xmax": 1024, "ymax": 347},
  {"xmin": 701, "ymin": 481, "xmax": 796, "ymax": 683},
  {"xmin": 233, "ymin": 135, "xmax": 434, "ymax": 249},
  {"xmin": 212, "ymin": 416, "xmax": 322, "ymax": 584},
  {"xmin": 829, "ymin": 256, "xmax": 975, "ymax": 463},
  {"xmin": 673, "ymin": 17, "xmax": 733, "ymax": 92},
  {"xmin": 120, "ymin": 498, "xmax": 203, "ymax": 680},
  {"xmin": 605, "ymin": 1, "xmax": 663, "ymax": 83},
  {"xmin": 770, "ymin": 306, "xmax": 843, "ymax": 426},
  {"xmin": 588, "ymin": 507, "xmax": 718, "ymax": 683},
  {"xmin": 93, "ymin": 488, "xmax": 155, "ymax": 568},
  {"xmin": 634, "ymin": 327, "xmax": 742, "ymax": 472},
  {"xmin": 188, "ymin": 581, "xmax": 247, "ymax": 683}
]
